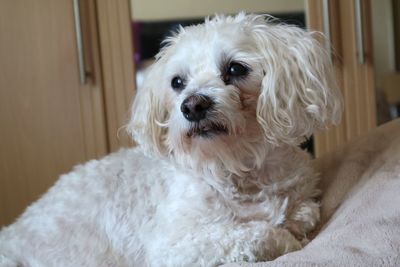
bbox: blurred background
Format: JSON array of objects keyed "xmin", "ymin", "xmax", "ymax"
[
  {"xmin": 131, "ymin": 0, "xmax": 305, "ymax": 100},
  {"xmin": 0, "ymin": 0, "xmax": 399, "ymax": 226}
]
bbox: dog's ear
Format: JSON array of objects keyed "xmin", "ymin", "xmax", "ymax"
[
  {"xmin": 128, "ymin": 29, "xmax": 184, "ymax": 155},
  {"xmin": 253, "ymin": 20, "xmax": 343, "ymax": 146},
  {"xmin": 128, "ymin": 61, "xmax": 169, "ymax": 155}
]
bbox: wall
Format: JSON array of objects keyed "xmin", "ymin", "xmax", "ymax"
[
  {"xmin": 130, "ymin": 0, "xmax": 304, "ymax": 21},
  {"xmin": 371, "ymin": 0, "xmax": 395, "ymax": 88}
]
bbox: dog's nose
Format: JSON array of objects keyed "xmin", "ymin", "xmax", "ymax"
[{"xmin": 180, "ymin": 94, "xmax": 213, "ymax": 122}]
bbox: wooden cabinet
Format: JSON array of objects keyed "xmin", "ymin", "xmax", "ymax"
[
  {"xmin": 307, "ymin": 0, "xmax": 377, "ymax": 157},
  {"xmin": 0, "ymin": 0, "xmax": 135, "ymax": 226}
]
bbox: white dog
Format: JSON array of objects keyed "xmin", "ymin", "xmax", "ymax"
[{"xmin": 0, "ymin": 13, "xmax": 342, "ymax": 267}]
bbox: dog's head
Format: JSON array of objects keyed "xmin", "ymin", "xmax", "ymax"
[{"xmin": 128, "ymin": 13, "xmax": 342, "ymax": 170}]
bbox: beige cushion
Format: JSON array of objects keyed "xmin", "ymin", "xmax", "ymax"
[{"xmin": 223, "ymin": 119, "xmax": 400, "ymax": 267}]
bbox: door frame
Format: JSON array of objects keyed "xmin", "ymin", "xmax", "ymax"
[{"xmin": 96, "ymin": 0, "xmax": 136, "ymax": 151}]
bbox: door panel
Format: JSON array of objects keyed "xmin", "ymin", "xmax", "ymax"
[
  {"xmin": 307, "ymin": 0, "xmax": 377, "ymax": 157},
  {"xmin": 0, "ymin": 0, "xmax": 107, "ymax": 226}
]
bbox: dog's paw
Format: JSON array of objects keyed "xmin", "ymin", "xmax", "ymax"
[
  {"xmin": 254, "ymin": 227, "xmax": 302, "ymax": 262},
  {"xmin": 285, "ymin": 200, "xmax": 320, "ymax": 240},
  {"xmin": 274, "ymin": 228, "xmax": 303, "ymax": 254}
]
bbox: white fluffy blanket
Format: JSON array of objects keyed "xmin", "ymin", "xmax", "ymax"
[{"xmin": 223, "ymin": 119, "xmax": 400, "ymax": 267}]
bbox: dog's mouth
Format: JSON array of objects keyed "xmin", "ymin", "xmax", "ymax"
[{"xmin": 186, "ymin": 121, "xmax": 228, "ymax": 138}]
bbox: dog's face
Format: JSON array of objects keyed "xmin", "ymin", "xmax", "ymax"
[{"xmin": 129, "ymin": 14, "xmax": 342, "ymax": 169}]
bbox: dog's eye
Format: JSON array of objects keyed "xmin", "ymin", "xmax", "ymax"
[
  {"xmin": 171, "ymin": 76, "xmax": 185, "ymax": 91},
  {"xmin": 227, "ymin": 62, "xmax": 248, "ymax": 77}
]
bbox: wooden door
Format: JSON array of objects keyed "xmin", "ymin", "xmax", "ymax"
[
  {"xmin": 307, "ymin": 0, "xmax": 377, "ymax": 157},
  {"xmin": 0, "ymin": 0, "xmax": 108, "ymax": 226}
]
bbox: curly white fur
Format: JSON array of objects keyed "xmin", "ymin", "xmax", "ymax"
[{"xmin": 0, "ymin": 13, "xmax": 342, "ymax": 267}]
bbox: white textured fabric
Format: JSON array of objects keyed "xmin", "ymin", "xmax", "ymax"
[{"xmin": 223, "ymin": 119, "xmax": 400, "ymax": 267}]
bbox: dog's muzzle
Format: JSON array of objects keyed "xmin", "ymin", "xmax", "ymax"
[
  {"xmin": 180, "ymin": 94, "xmax": 213, "ymax": 122},
  {"xmin": 181, "ymin": 94, "xmax": 228, "ymax": 138}
]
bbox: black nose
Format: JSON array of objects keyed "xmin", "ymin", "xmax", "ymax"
[{"xmin": 180, "ymin": 94, "xmax": 213, "ymax": 122}]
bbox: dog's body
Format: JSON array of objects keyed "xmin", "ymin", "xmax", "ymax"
[
  {"xmin": 0, "ymin": 14, "xmax": 342, "ymax": 267},
  {"xmin": 1, "ymin": 146, "xmax": 314, "ymax": 267}
]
